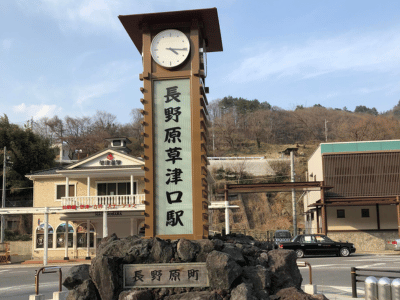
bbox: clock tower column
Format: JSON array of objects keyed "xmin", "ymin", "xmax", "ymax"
[{"xmin": 119, "ymin": 8, "xmax": 222, "ymax": 240}]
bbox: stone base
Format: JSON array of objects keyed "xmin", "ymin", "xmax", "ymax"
[
  {"xmin": 28, "ymin": 295, "xmax": 45, "ymax": 300},
  {"xmin": 328, "ymin": 230, "xmax": 398, "ymax": 252},
  {"xmin": 304, "ymin": 284, "xmax": 317, "ymax": 295},
  {"xmin": 53, "ymin": 291, "xmax": 68, "ymax": 300}
]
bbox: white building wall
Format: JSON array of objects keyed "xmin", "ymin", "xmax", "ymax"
[
  {"xmin": 304, "ymin": 145, "xmax": 323, "ymax": 233},
  {"xmin": 327, "ymin": 206, "xmax": 378, "ymax": 230}
]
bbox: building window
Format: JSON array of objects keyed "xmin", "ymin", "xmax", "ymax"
[
  {"xmin": 56, "ymin": 223, "xmax": 74, "ymax": 248},
  {"xmin": 97, "ymin": 182, "xmax": 137, "ymax": 196},
  {"xmin": 76, "ymin": 223, "xmax": 95, "ymax": 248},
  {"xmin": 56, "ymin": 184, "xmax": 75, "ymax": 200},
  {"xmin": 337, "ymin": 209, "xmax": 345, "ymax": 218},
  {"xmin": 36, "ymin": 224, "xmax": 54, "ymax": 249},
  {"xmin": 7, "ymin": 220, "xmax": 18, "ymax": 230},
  {"xmin": 311, "ymin": 211, "xmax": 314, "ymax": 221},
  {"xmin": 361, "ymin": 209, "xmax": 370, "ymax": 218}
]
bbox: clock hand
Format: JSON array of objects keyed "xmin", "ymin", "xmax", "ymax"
[
  {"xmin": 166, "ymin": 47, "xmax": 179, "ymax": 55},
  {"xmin": 170, "ymin": 48, "xmax": 188, "ymax": 51}
]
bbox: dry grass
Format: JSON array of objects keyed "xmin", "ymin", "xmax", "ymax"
[{"xmin": 209, "ymin": 143, "xmax": 316, "ymax": 233}]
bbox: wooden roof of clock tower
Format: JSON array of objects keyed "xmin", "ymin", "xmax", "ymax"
[{"xmin": 118, "ymin": 7, "xmax": 223, "ymax": 54}]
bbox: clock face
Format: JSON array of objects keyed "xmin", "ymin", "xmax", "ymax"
[{"xmin": 150, "ymin": 29, "xmax": 190, "ymax": 68}]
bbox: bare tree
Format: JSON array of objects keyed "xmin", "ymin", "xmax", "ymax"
[{"xmin": 92, "ymin": 110, "xmax": 118, "ymax": 136}]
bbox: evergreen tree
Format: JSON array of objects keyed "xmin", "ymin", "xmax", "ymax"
[{"xmin": 0, "ymin": 115, "xmax": 55, "ymax": 197}]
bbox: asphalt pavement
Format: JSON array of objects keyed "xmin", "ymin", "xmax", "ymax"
[{"xmin": 1, "ymin": 250, "xmax": 400, "ymax": 299}]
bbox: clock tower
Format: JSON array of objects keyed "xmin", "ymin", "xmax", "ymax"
[{"xmin": 119, "ymin": 8, "xmax": 223, "ymax": 240}]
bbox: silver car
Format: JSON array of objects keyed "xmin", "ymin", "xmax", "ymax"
[{"xmin": 274, "ymin": 230, "xmax": 292, "ymax": 247}]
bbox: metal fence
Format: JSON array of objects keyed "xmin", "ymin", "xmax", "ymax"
[
  {"xmin": 351, "ymin": 267, "xmax": 400, "ymax": 298},
  {"xmin": 228, "ymin": 229, "xmax": 303, "ymax": 242}
]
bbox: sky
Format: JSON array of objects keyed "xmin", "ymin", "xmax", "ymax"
[{"xmin": 1, "ymin": 0, "xmax": 400, "ymax": 127}]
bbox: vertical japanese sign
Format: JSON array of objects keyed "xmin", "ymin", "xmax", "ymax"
[{"xmin": 153, "ymin": 79, "xmax": 192, "ymax": 235}]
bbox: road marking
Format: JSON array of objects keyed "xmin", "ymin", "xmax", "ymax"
[
  {"xmin": 0, "ymin": 282, "xmax": 59, "ymax": 292},
  {"xmin": 12, "ymin": 271, "xmax": 29, "ymax": 273},
  {"xmin": 361, "ymin": 263, "xmax": 386, "ymax": 268},
  {"xmin": 312, "ymin": 284, "xmax": 365, "ymax": 297}
]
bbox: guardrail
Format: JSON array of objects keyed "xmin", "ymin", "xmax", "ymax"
[
  {"xmin": 297, "ymin": 261, "xmax": 313, "ymax": 285},
  {"xmin": 35, "ymin": 266, "xmax": 62, "ymax": 295},
  {"xmin": 351, "ymin": 267, "xmax": 400, "ymax": 298}
]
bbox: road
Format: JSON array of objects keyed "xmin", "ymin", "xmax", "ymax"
[
  {"xmin": 1, "ymin": 254, "xmax": 400, "ymax": 299},
  {"xmin": 298, "ymin": 253, "xmax": 400, "ymax": 298},
  {"xmin": 0, "ymin": 264, "xmax": 77, "ymax": 300}
]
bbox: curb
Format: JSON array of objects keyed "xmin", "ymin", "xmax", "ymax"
[{"xmin": 22, "ymin": 258, "xmax": 91, "ymax": 264}]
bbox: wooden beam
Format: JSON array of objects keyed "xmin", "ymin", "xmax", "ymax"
[
  {"xmin": 397, "ymin": 196, "xmax": 400, "ymax": 238},
  {"xmin": 326, "ymin": 201, "xmax": 396, "ymax": 206},
  {"xmin": 326, "ymin": 196, "xmax": 398, "ymax": 202},
  {"xmin": 321, "ymin": 181, "xmax": 327, "ymax": 235},
  {"xmin": 215, "ymin": 181, "xmax": 328, "ymax": 194},
  {"xmin": 376, "ymin": 204, "xmax": 380, "ymax": 230}
]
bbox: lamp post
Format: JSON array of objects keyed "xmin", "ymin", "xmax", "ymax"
[{"xmin": 1, "ymin": 146, "xmax": 6, "ymax": 243}]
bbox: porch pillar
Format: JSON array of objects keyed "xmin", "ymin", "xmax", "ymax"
[
  {"xmin": 376, "ymin": 204, "xmax": 380, "ymax": 230},
  {"xmin": 86, "ymin": 219, "xmax": 91, "ymax": 260},
  {"xmin": 44, "ymin": 207, "xmax": 49, "ymax": 266},
  {"xmin": 224, "ymin": 184, "xmax": 230, "ymax": 235},
  {"xmin": 103, "ymin": 206, "xmax": 108, "ymax": 238},
  {"xmin": 397, "ymin": 196, "xmax": 400, "ymax": 238},
  {"xmin": 65, "ymin": 176, "xmax": 69, "ymax": 199},
  {"xmin": 320, "ymin": 181, "xmax": 327, "ymax": 235},
  {"xmin": 87, "ymin": 176, "xmax": 90, "ymax": 196},
  {"xmin": 130, "ymin": 175, "xmax": 134, "ymax": 204},
  {"xmin": 64, "ymin": 220, "xmax": 69, "ymax": 260},
  {"xmin": 316, "ymin": 208, "xmax": 320, "ymax": 234}
]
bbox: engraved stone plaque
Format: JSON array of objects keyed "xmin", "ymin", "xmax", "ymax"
[{"xmin": 123, "ymin": 263, "xmax": 209, "ymax": 288}]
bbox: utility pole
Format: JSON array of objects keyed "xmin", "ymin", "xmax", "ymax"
[
  {"xmin": 325, "ymin": 120, "xmax": 329, "ymax": 142},
  {"xmin": 1, "ymin": 146, "xmax": 6, "ymax": 243},
  {"xmin": 291, "ymin": 150, "xmax": 297, "ymax": 236}
]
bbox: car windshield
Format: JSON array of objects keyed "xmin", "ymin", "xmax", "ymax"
[
  {"xmin": 314, "ymin": 235, "xmax": 334, "ymax": 243},
  {"xmin": 292, "ymin": 235, "xmax": 300, "ymax": 242}
]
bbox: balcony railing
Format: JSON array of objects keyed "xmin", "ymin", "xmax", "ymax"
[{"xmin": 61, "ymin": 194, "xmax": 145, "ymax": 207}]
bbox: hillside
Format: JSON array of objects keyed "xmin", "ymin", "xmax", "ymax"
[{"xmin": 209, "ymin": 142, "xmax": 319, "ymax": 235}]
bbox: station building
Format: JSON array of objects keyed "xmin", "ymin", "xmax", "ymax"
[
  {"xmin": 26, "ymin": 137, "xmax": 146, "ymax": 260},
  {"xmin": 305, "ymin": 140, "xmax": 400, "ymax": 251}
]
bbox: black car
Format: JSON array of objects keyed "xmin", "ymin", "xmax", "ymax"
[{"xmin": 278, "ymin": 234, "xmax": 356, "ymax": 258}]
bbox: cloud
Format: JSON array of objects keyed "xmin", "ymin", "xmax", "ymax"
[
  {"xmin": 13, "ymin": 103, "xmax": 62, "ymax": 120},
  {"xmin": 16, "ymin": 0, "xmax": 125, "ymax": 34},
  {"xmin": 75, "ymin": 80, "xmax": 121, "ymax": 105},
  {"xmin": 72, "ymin": 59, "xmax": 136, "ymax": 106},
  {"xmin": 15, "ymin": 0, "xmax": 215, "ymax": 35},
  {"xmin": 2, "ymin": 39, "xmax": 12, "ymax": 51},
  {"xmin": 3, "ymin": 58, "xmax": 138, "ymax": 124},
  {"xmin": 228, "ymin": 28, "xmax": 400, "ymax": 83}
]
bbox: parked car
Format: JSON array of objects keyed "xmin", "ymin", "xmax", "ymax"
[
  {"xmin": 278, "ymin": 234, "xmax": 356, "ymax": 258},
  {"xmin": 273, "ymin": 230, "xmax": 292, "ymax": 248}
]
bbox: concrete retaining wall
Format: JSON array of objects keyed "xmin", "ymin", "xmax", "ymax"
[
  {"xmin": 328, "ymin": 231, "xmax": 398, "ymax": 252},
  {"xmin": 10, "ymin": 241, "xmax": 32, "ymax": 263}
]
